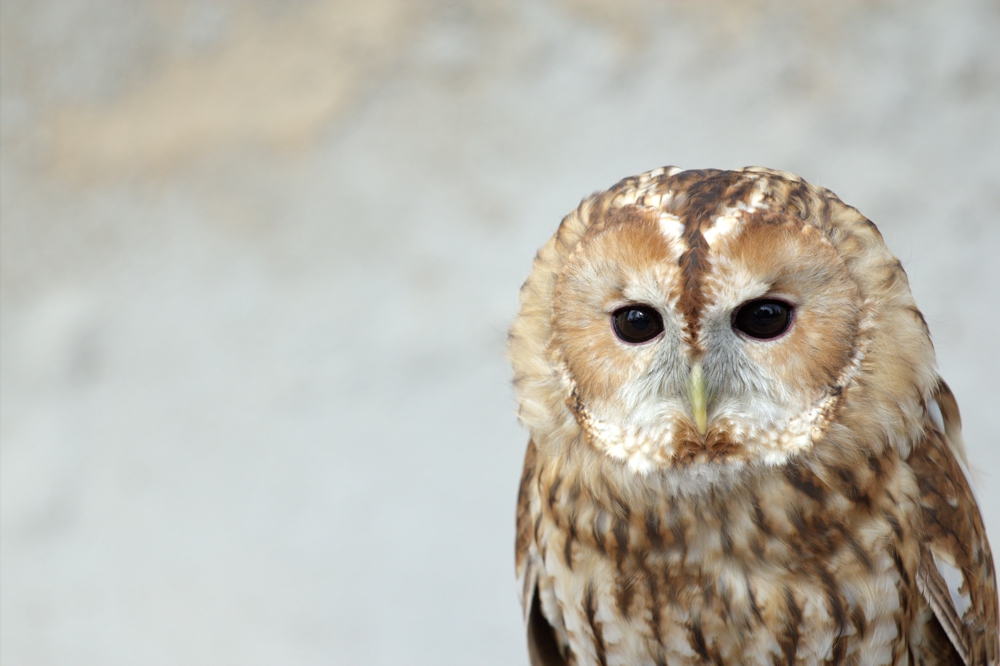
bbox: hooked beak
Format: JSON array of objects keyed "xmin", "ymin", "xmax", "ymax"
[{"xmin": 688, "ymin": 361, "xmax": 708, "ymax": 436}]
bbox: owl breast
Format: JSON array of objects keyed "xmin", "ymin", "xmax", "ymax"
[{"xmin": 524, "ymin": 438, "xmax": 922, "ymax": 666}]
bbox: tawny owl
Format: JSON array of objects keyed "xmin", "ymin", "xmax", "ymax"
[{"xmin": 510, "ymin": 166, "xmax": 998, "ymax": 665}]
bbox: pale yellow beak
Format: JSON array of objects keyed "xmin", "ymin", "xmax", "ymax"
[{"xmin": 688, "ymin": 361, "xmax": 708, "ymax": 436}]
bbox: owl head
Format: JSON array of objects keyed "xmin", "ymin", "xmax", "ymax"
[{"xmin": 510, "ymin": 167, "xmax": 937, "ymax": 490}]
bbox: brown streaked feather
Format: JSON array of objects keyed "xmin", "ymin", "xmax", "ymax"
[
  {"xmin": 517, "ymin": 439, "xmax": 539, "ymax": 578},
  {"xmin": 910, "ymin": 380, "xmax": 999, "ymax": 665},
  {"xmin": 528, "ymin": 587, "xmax": 569, "ymax": 666},
  {"xmin": 520, "ymin": 440, "xmax": 574, "ymax": 665}
]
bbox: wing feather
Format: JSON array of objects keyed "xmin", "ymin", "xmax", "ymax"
[
  {"xmin": 517, "ymin": 440, "xmax": 539, "ymax": 619},
  {"xmin": 917, "ymin": 549, "xmax": 973, "ymax": 664},
  {"xmin": 910, "ymin": 380, "xmax": 999, "ymax": 665},
  {"xmin": 518, "ymin": 440, "xmax": 570, "ymax": 666}
]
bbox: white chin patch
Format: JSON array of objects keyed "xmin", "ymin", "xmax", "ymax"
[
  {"xmin": 578, "ymin": 396, "xmax": 831, "ymax": 474},
  {"xmin": 581, "ymin": 412, "xmax": 681, "ymax": 474}
]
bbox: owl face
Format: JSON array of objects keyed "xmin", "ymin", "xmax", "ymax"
[{"xmin": 513, "ymin": 167, "xmax": 936, "ymax": 478}]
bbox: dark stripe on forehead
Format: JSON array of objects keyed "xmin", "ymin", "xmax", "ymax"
[
  {"xmin": 662, "ymin": 170, "xmax": 758, "ymax": 352},
  {"xmin": 677, "ymin": 221, "xmax": 709, "ymax": 351}
]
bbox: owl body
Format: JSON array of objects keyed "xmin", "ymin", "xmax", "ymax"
[{"xmin": 511, "ymin": 167, "xmax": 998, "ymax": 665}]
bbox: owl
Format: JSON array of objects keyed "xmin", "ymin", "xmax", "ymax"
[{"xmin": 510, "ymin": 167, "xmax": 998, "ymax": 665}]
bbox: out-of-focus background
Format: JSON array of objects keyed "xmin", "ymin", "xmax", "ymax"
[{"xmin": 2, "ymin": 0, "xmax": 998, "ymax": 663}]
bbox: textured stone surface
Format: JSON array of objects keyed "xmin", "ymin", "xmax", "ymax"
[{"xmin": 2, "ymin": 1, "xmax": 999, "ymax": 663}]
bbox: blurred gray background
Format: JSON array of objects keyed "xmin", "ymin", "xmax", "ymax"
[{"xmin": 2, "ymin": 0, "xmax": 998, "ymax": 663}]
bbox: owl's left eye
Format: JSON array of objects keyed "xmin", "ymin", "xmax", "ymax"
[
  {"xmin": 732, "ymin": 299, "xmax": 794, "ymax": 340},
  {"xmin": 611, "ymin": 305, "xmax": 664, "ymax": 344}
]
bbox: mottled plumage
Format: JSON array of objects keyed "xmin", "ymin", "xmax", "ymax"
[{"xmin": 510, "ymin": 167, "xmax": 998, "ymax": 665}]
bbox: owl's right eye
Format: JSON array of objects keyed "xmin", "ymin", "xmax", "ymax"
[{"xmin": 611, "ymin": 305, "xmax": 664, "ymax": 344}]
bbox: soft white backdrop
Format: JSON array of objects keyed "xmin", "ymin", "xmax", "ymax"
[{"xmin": 2, "ymin": 1, "xmax": 999, "ymax": 663}]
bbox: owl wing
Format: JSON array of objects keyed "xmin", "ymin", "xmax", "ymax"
[
  {"xmin": 910, "ymin": 380, "xmax": 999, "ymax": 665},
  {"xmin": 517, "ymin": 440, "xmax": 569, "ymax": 666}
]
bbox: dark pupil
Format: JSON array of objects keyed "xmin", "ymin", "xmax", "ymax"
[
  {"xmin": 732, "ymin": 299, "xmax": 793, "ymax": 339},
  {"xmin": 612, "ymin": 306, "xmax": 664, "ymax": 343}
]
